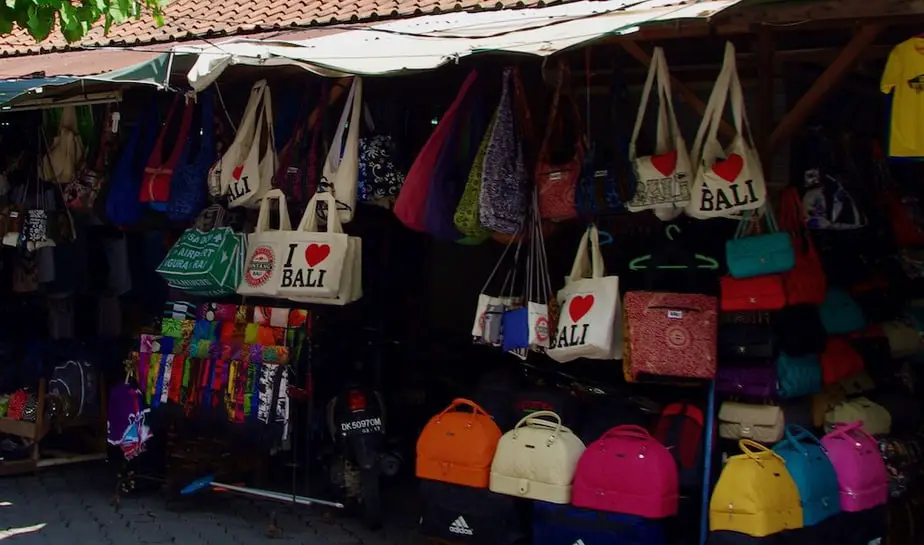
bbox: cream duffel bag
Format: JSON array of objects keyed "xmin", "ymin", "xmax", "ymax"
[
  {"xmin": 489, "ymin": 411, "xmax": 586, "ymax": 504},
  {"xmin": 718, "ymin": 402, "xmax": 784, "ymax": 443},
  {"xmin": 825, "ymin": 397, "xmax": 891, "ymax": 436}
]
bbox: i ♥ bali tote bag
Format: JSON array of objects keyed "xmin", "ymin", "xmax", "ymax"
[
  {"xmin": 686, "ymin": 42, "xmax": 766, "ymax": 219},
  {"xmin": 220, "ymin": 80, "xmax": 276, "ymax": 208},
  {"xmin": 626, "ymin": 47, "xmax": 693, "ymax": 220}
]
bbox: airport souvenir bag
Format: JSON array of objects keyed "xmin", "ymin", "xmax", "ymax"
[
  {"xmin": 687, "ymin": 42, "xmax": 766, "ymax": 219},
  {"xmin": 627, "ymin": 46, "xmax": 693, "ymax": 218}
]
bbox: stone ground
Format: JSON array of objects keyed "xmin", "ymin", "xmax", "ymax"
[{"xmin": 0, "ymin": 463, "xmax": 425, "ymax": 544}]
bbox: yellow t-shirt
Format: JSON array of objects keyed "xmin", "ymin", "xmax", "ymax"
[{"xmin": 882, "ymin": 38, "xmax": 924, "ymax": 157}]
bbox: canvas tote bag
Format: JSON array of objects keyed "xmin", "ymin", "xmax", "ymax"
[
  {"xmin": 276, "ymin": 192, "xmax": 349, "ymax": 299},
  {"xmin": 627, "ymin": 47, "xmax": 692, "ymax": 219},
  {"xmin": 238, "ymin": 189, "xmax": 292, "ymax": 296},
  {"xmin": 221, "ymin": 80, "xmax": 276, "ymax": 208},
  {"xmin": 318, "ymin": 77, "xmax": 363, "ymax": 224},
  {"xmin": 687, "ymin": 42, "xmax": 766, "ymax": 219},
  {"xmin": 547, "ymin": 225, "xmax": 622, "ymax": 362}
]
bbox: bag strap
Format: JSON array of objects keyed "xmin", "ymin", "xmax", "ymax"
[
  {"xmin": 537, "ymin": 61, "xmax": 582, "ymax": 163},
  {"xmin": 826, "ymin": 420, "xmax": 871, "ymax": 441},
  {"xmin": 602, "ymin": 424, "xmax": 651, "ymax": 441},
  {"xmin": 690, "ymin": 42, "xmax": 736, "ymax": 175},
  {"xmin": 629, "ymin": 47, "xmax": 671, "ymax": 160},
  {"xmin": 514, "ymin": 410, "xmax": 562, "ymax": 435},
  {"xmin": 783, "ymin": 424, "xmax": 825, "ymax": 455},
  {"xmin": 254, "ymin": 188, "xmax": 290, "ymax": 234},
  {"xmin": 437, "ymin": 398, "xmax": 490, "ymax": 420},
  {"xmin": 298, "ymin": 192, "xmax": 344, "ymax": 234},
  {"xmin": 568, "ymin": 224, "xmax": 604, "ymax": 282},
  {"xmin": 739, "ymin": 439, "xmax": 783, "ymax": 465}
]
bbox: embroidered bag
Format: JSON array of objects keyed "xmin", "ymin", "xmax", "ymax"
[
  {"xmin": 536, "ymin": 61, "xmax": 583, "ymax": 222},
  {"xmin": 318, "ymin": 77, "xmax": 362, "ymax": 223},
  {"xmin": 166, "ymin": 89, "xmax": 215, "ymax": 222},
  {"xmin": 821, "ymin": 422, "xmax": 889, "ymax": 512},
  {"xmin": 139, "ymin": 95, "xmax": 194, "ymax": 209},
  {"xmin": 357, "ymin": 103, "xmax": 405, "ymax": 208},
  {"xmin": 396, "ymin": 70, "xmax": 480, "ymax": 232},
  {"xmin": 572, "ymin": 425, "xmax": 679, "ymax": 518},
  {"xmin": 687, "ymin": 42, "xmax": 766, "ymax": 219},
  {"xmin": 454, "ymin": 112, "xmax": 497, "ymax": 239},
  {"xmin": 220, "ymin": 80, "xmax": 276, "ymax": 208},
  {"xmin": 627, "ymin": 47, "xmax": 692, "ymax": 217},
  {"xmin": 777, "ymin": 352, "xmax": 823, "ymax": 399},
  {"xmin": 480, "ymin": 67, "xmax": 529, "ymax": 235},
  {"xmin": 709, "ymin": 439, "xmax": 803, "ymax": 537},
  {"xmin": 623, "ymin": 291, "xmax": 718, "ymax": 381},
  {"xmin": 65, "ymin": 104, "xmax": 115, "ymax": 211},
  {"xmin": 779, "ymin": 186, "xmax": 827, "ymax": 305},
  {"xmin": 772, "ymin": 425, "xmax": 841, "ymax": 527}
]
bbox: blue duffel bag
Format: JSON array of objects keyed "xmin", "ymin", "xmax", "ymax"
[{"xmin": 533, "ymin": 502, "xmax": 667, "ymax": 545}]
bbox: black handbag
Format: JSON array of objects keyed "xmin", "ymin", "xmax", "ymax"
[
  {"xmin": 419, "ymin": 480, "xmax": 526, "ymax": 544},
  {"xmin": 775, "ymin": 304, "xmax": 826, "ymax": 356},
  {"xmin": 718, "ymin": 323, "xmax": 778, "ymax": 361}
]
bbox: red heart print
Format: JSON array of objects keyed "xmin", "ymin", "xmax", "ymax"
[
  {"xmin": 568, "ymin": 295, "xmax": 595, "ymax": 322},
  {"xmin": 650, "ymin": 150, "xmax": 677, "ymax": 177},
  {"xmin": 304, "ymin": 244, "xmax": 330, "ymax": 268},
  {"xmin": 711, "ymin": 153, "xmax": 744, "ymax": 183},
  {"xmin": 232, "ymin": 164, "xmax": 244, "ymax": 180}
]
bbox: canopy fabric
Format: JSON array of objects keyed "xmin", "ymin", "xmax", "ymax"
[
  {"xmin": 0, "ymin": 50, "xmax": 164, "ymax": 79},
  {"xmin": 0, "ymin": 77, "xmax": 77, "ymax": 105},
  {"xmin": 182, "ymin": 0, "xmax": 744, "ymax": 90}
]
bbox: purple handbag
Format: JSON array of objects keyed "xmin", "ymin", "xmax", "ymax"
[{"xmin": 716, "ymin": 365, "xmax": 778, "ymax": 399}]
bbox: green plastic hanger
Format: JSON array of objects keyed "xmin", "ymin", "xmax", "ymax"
[{"xmin": 628, "ymin": 225, "xmax": 720, "ymax": 271}]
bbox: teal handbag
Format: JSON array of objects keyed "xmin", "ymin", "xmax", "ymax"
[
  {"xmin": 776, "ymin": 352, "xmax": 822, "ymax": 399},
  {"xmin": 772, "ymin": 425, "xmax": 841, "ymax": 526},
  {"xmin": 819, "ymin": 288, "xmax": 865, "ymax": 334},
  {"xmin": 726, "ymin": 207, "xmax": 795, "ymax": 279}
]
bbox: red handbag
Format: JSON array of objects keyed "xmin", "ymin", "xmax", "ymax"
[
  {"xmin": 394, "ymin": 70, "xmax": 479, "ymax": 232},
  {"xmin": 139, "ymin": 96, "xmax": 194, "ymax": 205},
  {"xmin": 536, "ymin": 61, "xmax": 583, "ymax": 222},
  {"xmin": 623, "ymin": 291, "xmax": 718, "ymax": 381},
  {"xmin": 779, "ymin": 187, "xmax": 827, "ymax": 305},
  {"xmin": 821, "ymin": 337, "xmax": 864, "ymax": 385},
  {"xmin": 720, "ymin": 275, "xmax": 786, "ymax": 312}
]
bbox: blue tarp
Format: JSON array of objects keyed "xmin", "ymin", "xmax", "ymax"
[{"xmin": 0, "ymin": 76, "xmax": 77, "ymax": 105}]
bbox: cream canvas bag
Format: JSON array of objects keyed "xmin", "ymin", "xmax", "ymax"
[
  {"xmin": 687, "ymin": 42, "xmax": 766, "ymax": 219},
  {"xmin": 319, "ymin": 77, "xmax": 363, "ymax": 224},
  {"xmin": 718, "ymin": 402, "xmax": 784, "ymax": 443},
  {"xmin": 221, "ymin": 80, "xmax": 276, "ymax": 208},
  {"xmin": 237, "ymin": 189, "xmax": 291, "ymax": 297},
  {"xmin": 490, "ymin": 411, "xmax": 586, "ymax": 504},
  {"xmin": 276, "ymin": 193, "xmax": 349, "ymax": 299},
  {"xmin": 627, "ymin": 47, "xmax": 692, "ymax": 219},
  {"xmin": 41, "ymin": 106, "xmax": 84, "ymax": 184}
]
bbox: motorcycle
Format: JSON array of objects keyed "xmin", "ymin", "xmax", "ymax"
[{"xmin": 325, "ymin": 382, "xmax": 401, "ymax": 529}]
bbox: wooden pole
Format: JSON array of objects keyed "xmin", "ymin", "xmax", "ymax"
[{"xmin": 767, "ymin": 23, "xmax": 883, "ymax": 153}]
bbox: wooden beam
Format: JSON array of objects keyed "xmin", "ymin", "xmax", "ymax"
[
  {"xmin": 619, "ymin": 41, "xmax": 736, "ymax": 139},
  {"xmin": 767, "ymin": 23, "xmax": 883, "ymax": 154},
  {"xmin": 754, "ymin": 26, "xmax": 775, "ymax": 161}
]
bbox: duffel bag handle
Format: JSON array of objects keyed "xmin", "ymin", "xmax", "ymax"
[
  {"xmin": 513, "ymin": 410, "xmax": 562, "ymax": 440},
  {"xmin": 602, "ymin": 424, "xmax": 651, "ymax": 441},
  {"xmin": 783, "ymin": 424, "xmax": 825, "ymax": 455},
  {"xmin": 826, "ymin": 420, "xmax": 875, "ymax": 443},
  {"xmin": 739, "ymin": 439, "xmax": 784, "ymax": 465},
  {"xmin": 437, "ymin": 398, "xmax": 491, "ymax": 421}
]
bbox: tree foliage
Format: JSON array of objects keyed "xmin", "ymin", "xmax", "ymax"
[{"xmin": 0, "ymin": 0, "xmax": 167, "ymax": 43}]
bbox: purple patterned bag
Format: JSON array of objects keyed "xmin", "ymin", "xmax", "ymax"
[{"xmin": 716, "ymin": 365, "xmax": 778, "ymax": 399}]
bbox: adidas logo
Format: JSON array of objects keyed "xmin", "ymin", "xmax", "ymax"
[
  {"xmin": 573, "ymin": 540, "xmax": 586, "ymax": 545},
  {"xmin": 449, "ymin": 516, "xmax": 473, "ymax": 536}
]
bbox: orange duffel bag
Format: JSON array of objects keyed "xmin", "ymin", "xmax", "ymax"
[{"xmin": 416, "ymin": 398, "xmax": 502, "ymax": 488}]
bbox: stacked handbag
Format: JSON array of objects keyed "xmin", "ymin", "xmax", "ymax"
[{"xmin": 416, "ymin": 399, "xmax": 525, "ymax": 544}]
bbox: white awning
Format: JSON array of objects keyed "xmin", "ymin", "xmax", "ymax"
[{"xmin": 182, "ymin": 0, "xmax": 744, "ymax": 90}]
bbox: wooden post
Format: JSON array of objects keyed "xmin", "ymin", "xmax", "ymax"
[
  {"xmin": 767, "ymin": 23, "xmax": 883, "ymax": 153},
  {"xmin": 620, "ymin": 41, "xmax": 736, "ymax": 139},
  {"xmin": 754, "ymin": 26, "xmax": 775, "ymax": 163}
]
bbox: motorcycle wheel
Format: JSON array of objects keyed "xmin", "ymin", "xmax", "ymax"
[{"xmin": 360, "ymin": 468, "xmax": 383, "ymax": 530}]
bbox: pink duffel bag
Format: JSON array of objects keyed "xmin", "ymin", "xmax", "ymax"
[
  {"xmin": 821, "ymin": 421, "xmax": 888, "ymax": 512},
  {"xmin": 571, "ymin": 425, "xmax": 679, "ymax": 519}
]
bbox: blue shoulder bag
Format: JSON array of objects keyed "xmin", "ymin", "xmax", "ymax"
[
  {"xmin": 772, "ymin": 425, "xmax": 841, "ymax": 527},
  {"xmin": 167, "ymin": 89, "xmax": 215, "ymax": 222},
  {"xmin": 819, "ymin": 287, "xmax": 866, "ymax": 334},
  {"xmin": 726, "ymin": 206, "xmax": 795, "ymax": 279}
]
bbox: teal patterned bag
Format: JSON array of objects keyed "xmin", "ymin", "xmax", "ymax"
[{"xmin": 776, "ymin": 352, "xmax": 823, "ymax": 399}]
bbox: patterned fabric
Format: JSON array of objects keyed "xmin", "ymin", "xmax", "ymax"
[
  {"xmin": 358, "ymin": 134, "xmax": 405, "ymax": 208},
  {"xmin": 480, "ymin": 68, "xmax": 528, "ymax": 234},
  {"xmin": 879, "ymin": 435, "xmax": 924, "ymax": 498},
  {"xmin": 453, "ymin": 113, "xmax": 497, "ymax": 238}
]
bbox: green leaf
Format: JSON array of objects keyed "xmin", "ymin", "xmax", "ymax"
[{"xmin": 26, "ymin": 5, "xmax": 55, "ymax": 42}]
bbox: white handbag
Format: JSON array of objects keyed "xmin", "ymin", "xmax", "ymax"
[
  {"xmin": 489, "ymin": 411, "xmax": 586, "ymax": 504},
  {"xmin": 287, "ymin": 194, "xmax": 362, "ymax": 306},
  {"xmin": 626, "ymin": 47, "xmax": 692, "ymax": 218},
  {"xmin": 319, "ymin": 77, "xmax": 363, "ymax": 224},
  {"xmin": 825, "ymin": 397, "xmax": 892, "ymax": 436},
  {"xmin": 687, "ymin": 42, "xmax": 766, "ymax": 219},
  {"xmin": 718, "ymin": 402, "xmax": 784, "ymax": 443},
  {"xmin": 221, "ymin": 80, "xmax": 276, "ymax": 208},
  {"xmin": 547, "ymin": 225, "xmax": 622, "ymax": 362},
  {"xmin": 276, "ymin": 193, "xmax": 349, "ymax": 299},
  {"xmin": 237, "ymin": 189, "xmax": 292, "ymax": 297}
]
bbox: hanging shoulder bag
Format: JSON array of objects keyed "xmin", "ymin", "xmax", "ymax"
[
  {"xmin": 780, "ymin": 186, "xmax": 827, "ymax": 304},
  {"xmin": 140, "ymin": 95, "xmax": 195, "ymax": 209},
  {"xmin": 318, "ymin": 77, "xmax": 362, "ymax": 223},
  {"xmin": 220, "ymin": 80, "xmax": 276, "ymax": 208},
  {"xmin": 536, "ymin": 61, "xmax": 583, "ymax": 222}
]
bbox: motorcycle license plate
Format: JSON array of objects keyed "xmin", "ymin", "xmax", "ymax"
[{"xmin": 340, "ymin": 416, "xmax": 383, "ymax": 436}]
